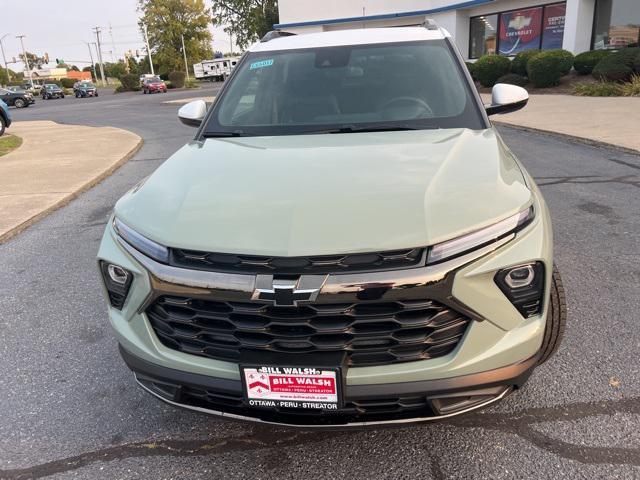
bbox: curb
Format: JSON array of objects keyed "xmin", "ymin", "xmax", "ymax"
[
  {"xmin": 0, "ymin": 136, "xmax": 144, "ymax": 244},
  {"xmin": 493, "ymin": 121, "xmax": 640, "ymax": 157}
]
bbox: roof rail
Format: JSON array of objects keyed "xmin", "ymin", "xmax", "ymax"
[
  {"xmin": 422, "ymin": 19, "xmax": 438, "ymax": 30},
  {"xmin": 261, "ymin": 30, "xmax": 296, "ymax": 43}
]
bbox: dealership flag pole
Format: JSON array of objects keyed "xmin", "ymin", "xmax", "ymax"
[{"xmin": 142, "ymin": 23, "xmax": 155, "ymax": 75}]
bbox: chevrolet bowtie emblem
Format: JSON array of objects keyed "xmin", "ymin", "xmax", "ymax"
[{"xmin": 252, "ymin": 276, "xmax": 324, "ymax": 307}]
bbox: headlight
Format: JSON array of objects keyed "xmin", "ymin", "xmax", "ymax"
[
  {"xmin": 427, "ymin": 206, "xmax": 534, "ymax": 264},
  {"xmin": 113, "ymin": 217, "xmax": 169, "ymax": 263}
]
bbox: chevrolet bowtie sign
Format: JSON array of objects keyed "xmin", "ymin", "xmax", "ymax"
[{"xmin": 252, "ymin": 277, "xmax": 323, "ymax": 307}]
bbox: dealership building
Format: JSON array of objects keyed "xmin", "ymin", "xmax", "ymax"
[{"xmin": 275, "ymin": 0, "xmax": 639, "ymax": 60}]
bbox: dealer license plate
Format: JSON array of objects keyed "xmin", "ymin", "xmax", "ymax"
[{"xmin": 241, "ymin": 366, "xmax": 340, "ymax": 410}]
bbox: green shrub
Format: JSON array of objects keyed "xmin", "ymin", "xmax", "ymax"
[
  {"xmin": 465, "ymin": 61, "xmax": 477, "ymax": 80},
  {"xmin": 474, "ymin": 54, "xmax": 511, "ymax": 87},
  {"xmin": 496, "ymin": 73, "xmax": 528, "ymax": 87},
  {"xmin": 593, "ymin": 47, "xmax": 640, "ymax": 81},
  {"xmin": 574, "ymin": 50, "xmax": 611, "ymax": 75},
  {"xmin": 593, "ymin": 56, "xmax": 633, "ymax": 82},
  {"xmin": 634, "ymin": 54, "xmax": 640, "ymax": 73},
  {"xmin": 527, "ymin": 52, "xmax": 563, "ymax": 87},
  {"xmin": 119, "ymin": 73, "xmax": 140, "ymax": 91},
  {"xmin": 168, "ymin": 71, "xmax": 186, "ymax": 88},
  {"xmin": 60, "ymin": 78, "xmax": 76, "ymax": 88},
  {"xmin": 511, "ymin": 50, "xmax": 539, "ymax": 76},
  {"xmin": 166, "ymin": 81, "xmax": 176, "ymax": 89},
  {"xmin": 573, "ymin": 81, "xmax": 623, "ymax": 96},
  {"xmin": 544, "ymin": 49, "xmax": 574, "ymax": 75}
]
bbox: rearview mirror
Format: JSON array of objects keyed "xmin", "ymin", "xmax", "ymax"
[
  {"xmin": 485, "ymin": 84, "xmax": 528, "ymax": 116},
  {"xmin": 178, "ymin": 100, "xmax": 207, "ymax": 127}
]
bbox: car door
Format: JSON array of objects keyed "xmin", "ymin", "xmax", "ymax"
[{"xmin": 0, "ymin": 89, "xmax": 14, "ymax": 106}]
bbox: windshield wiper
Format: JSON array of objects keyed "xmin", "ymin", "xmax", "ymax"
[
  {"xmin": 307, "ymin": 124, "xmax": 437, "ymax": 134},
  {"xmin": 202, "ymin": 130, "xmax": 249, "ymax": 138}
]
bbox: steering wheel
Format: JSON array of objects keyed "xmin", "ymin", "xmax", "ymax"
[{"xmin": 379, "ymin": 96, "xmax": 433, "ymax": 119}]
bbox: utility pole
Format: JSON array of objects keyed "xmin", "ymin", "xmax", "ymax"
[
  {"xmin": 83, "ymin": 41, "xmax": 98, "ymax": 82},
  {"xmin": 0, "ymin": 34, "xmax": 10, "ymax": 82},
  {"xmin": 16, "ymin": 34, "xmax": 33, "ymax": 88},
  {"xmin": 142, "ymin": 23, "xmax": 154, "ymax": 75},
  {"xmin": 181, "ymin": 34, "xmax": 189, "ymax": 81},
  {"xmin": 92, "ymin": 43, "xmax": 104, "ymax": 85},
  {"xmin": 92, "ymin": 26, "xmax": 106, "ymax": 86}
]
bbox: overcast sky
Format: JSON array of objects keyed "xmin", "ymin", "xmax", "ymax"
[{"xmin": 0, "ymin": 0, "xmax": 237, "ymax": 72}]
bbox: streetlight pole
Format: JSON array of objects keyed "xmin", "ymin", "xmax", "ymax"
[
  {"xmin": 16, "ymin": 34, "xmax": 33, "ymax": 88},
  {"xmin": 92, "ymin": 27, "xmax": 106, "ymax": 86},
  {"xmin": 0, "ymin": 34, "xmax": 10, "ymax": 81},
  {"xmin": 181, "ymin": 34, "xmax": 189, "ymax": 81},
  {"xmin": 142, "ymin": 23, "xmax": 154, "ymax": 75}
]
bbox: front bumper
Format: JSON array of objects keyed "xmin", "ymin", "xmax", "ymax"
[
  {"xmin": 98, "ymin": 193, "xmax": 553, "ymax": 426},
  {"xmin": 121, "ymin": 343, "xmax": 539, "ymax": 427}
]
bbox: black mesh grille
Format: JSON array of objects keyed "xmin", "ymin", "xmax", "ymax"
[
  {"xmin": 169, "ymin": 248, "xmax": 426, "ymax": 274},
  {"xmin": 146, "ymin": 296, "xmax": 470, "ymax": 367}
]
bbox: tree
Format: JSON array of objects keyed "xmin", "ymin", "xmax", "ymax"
[
  {"xmin": 0, "ymin": 67, "xmax": 9, "ymax": 86},
  {"xmin": 211, "ymin": 0, "xmax": 279, "ymax": 50},
  {"xmin": 138, "ymin": 0, "xmax": 213, "ymax": 75},
  {"xmin": 22, "ymin": 51, "xmax": 48, "ymax": 69}
]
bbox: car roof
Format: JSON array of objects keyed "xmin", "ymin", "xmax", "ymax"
[{"xmin": 249, "ymin": 26, "xmax": 449, "ymax": 52}]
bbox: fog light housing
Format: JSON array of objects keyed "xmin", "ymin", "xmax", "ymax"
[
  {"xmin": 99, "ymin": 261, "xmax": 133, "ymax": 310},
  {"xmin": 495, "ymin": 262, "xmax": 544, "ymax": 318}
]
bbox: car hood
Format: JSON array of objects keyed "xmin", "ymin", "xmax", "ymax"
[{"xmin": 114, "ymin": 128, "xmax": 532, "ymax": 256}]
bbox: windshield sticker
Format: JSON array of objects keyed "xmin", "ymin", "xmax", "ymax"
[{"xmin": 250, "ymin": 59, "xmax": 274, "ymax": 70}]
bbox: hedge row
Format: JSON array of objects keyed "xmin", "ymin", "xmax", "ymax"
[
  {"xmin": 469, "ymin": 49, "xmax": 574, "ymax": 88},
  {"xmin": 592, "ymin": 47, "xmax": 640, "ymax": 82}
]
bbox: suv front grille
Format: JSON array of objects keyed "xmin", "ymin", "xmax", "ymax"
[
  {"xmin": 146, "ymin": 295, "xmax": 470, "ymax": 367},
  {"xmin": 169, "ymin": 247, "xmax": 426, "ymax": 274}
]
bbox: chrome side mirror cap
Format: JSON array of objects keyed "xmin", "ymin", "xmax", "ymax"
[
  {"xmin": 485, "ymin": 84, "xmax": 529, "ymax": 116},
  {"xmin": 178, "ymin": 100, "xmax": 207, "ymax": 127}
]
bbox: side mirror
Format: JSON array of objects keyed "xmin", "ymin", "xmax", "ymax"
[
  {"xmin": 178, "ymin": 99, "xmax": 207, "ymax": 127},
  {"xmin": 485, "ymin": 84, "xmax": 528, "ymax": 116}
]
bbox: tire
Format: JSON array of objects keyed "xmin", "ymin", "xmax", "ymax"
[
  {"xmin": 76, "ymin": 92, "xmax": 80, "ymax": 98},
  {"xmin": 537, "ymin": 264, "xmax": 567, "ymax": 365},
  {"xmin": 95, "ymin": 92, "xmax": 98, "ymax": 97},
  {"xmin": 61, "ymin": 94, "xmax": 65, "ymax": 98},
  {"xmin": 14, "ymin": 98, "xmax": 26, "ymax": 108},
  {"xmin": 143, "ymin": 89, "xmax": 147, "ymax": 94},
  {"xmin": 0, "ymin": 116, "xmax": 5, "ymax": 136}
]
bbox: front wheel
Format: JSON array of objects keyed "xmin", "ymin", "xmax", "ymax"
[
  {"xmin": 95, "ymin": 92, "xmax": 98, "ymax": 97},
  {"xmin": 537, "ymin": 264, "xmax": 567, "ymax": 365},
  {"xmin": 14, "ymin": 98, "xmax": 26, "ymax": 108},
  {"xmin": 61, "ymin": 94, "xmax": 65, "ymax": 98},
  {"xmin": 0, "ymin": 116, "xmax": 5, "ymax": 136}
]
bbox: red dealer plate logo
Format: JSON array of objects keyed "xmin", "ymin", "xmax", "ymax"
[{"xmin": 242, "ymin": 366, "xmax": 340, "ymax": 410}]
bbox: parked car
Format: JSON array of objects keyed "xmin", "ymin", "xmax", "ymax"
[
  {"xmin": 0, "ymin": 87, "xmax": 35, "ymax": 108},
  {"xmin": 141, "ymin": 76, "xmax": 167, "ymax": 94},
  {"xmin": 98, "ymin": 25, "xmax": 566, "ymax": 427},
  {"xmin": 42, "ymin": 84, "xmax": 65, "ymax": 100},
  {"xmin": 0, "ymin": 99, "xmax": 11, "ymax": 136},
  {"xmin": 75, "ymin": 82, "xmax": 98, "ymax": 98}
]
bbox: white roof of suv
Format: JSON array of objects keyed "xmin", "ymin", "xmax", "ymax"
[{"xmin": 249, "ymin": 26, "xmax": 450, "ymax": 52}]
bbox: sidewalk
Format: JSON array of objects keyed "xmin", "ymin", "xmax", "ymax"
[
  {"xmin": 483, "ymin": 94, "xmax": 640, "ymax": 153},
  {"xmin": 0, "ymin": 121, "xmax": 142, "ymax": 243}
]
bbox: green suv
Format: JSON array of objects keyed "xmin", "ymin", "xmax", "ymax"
[{"xmin": 98, "ymin": 24, "xmax": 566, "ymax": 427}]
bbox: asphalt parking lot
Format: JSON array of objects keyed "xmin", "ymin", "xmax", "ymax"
[{"xmin": 1, "ymin": 85, "xmax": 639, "ymax": 479}]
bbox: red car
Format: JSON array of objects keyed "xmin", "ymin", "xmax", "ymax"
[{"xmin": 142, "ymin": 77, "xmax": 167, "ymax": 94}]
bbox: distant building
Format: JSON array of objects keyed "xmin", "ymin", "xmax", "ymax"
[
  {"xmin": 25, "ymin": 68, "xmax": 92, "ymax": 83},
  {"xmin": 276, "ymin": 0, "xmax": 640, "ymax": 60}
]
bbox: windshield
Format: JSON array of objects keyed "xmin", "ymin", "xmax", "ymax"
[{"xmin": 205, "ymin": 40, "xmax": 483, "ymax": 136}]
